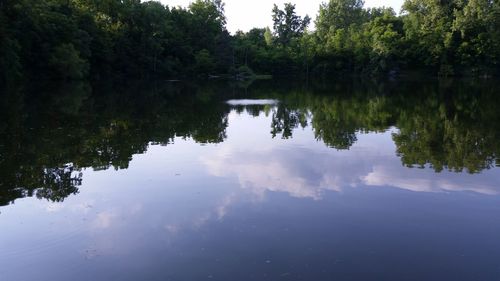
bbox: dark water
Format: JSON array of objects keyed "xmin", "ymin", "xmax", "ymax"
[{"xmin": 1, "ymin": 79, "xmax": 500, "ymax": 281}]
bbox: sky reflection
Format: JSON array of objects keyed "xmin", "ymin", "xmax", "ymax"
[
  {"xmin": 203, "ymin": 110, "xmax": 500, "ymax": 200},
  {"xmin": 2, "ymin": 97, "xmax": 500, "ymax": 281}
]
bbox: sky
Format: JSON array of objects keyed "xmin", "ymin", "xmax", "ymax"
[{"xmin": 159, "ymin": 0, "xmax": 405, "ymax": 33}]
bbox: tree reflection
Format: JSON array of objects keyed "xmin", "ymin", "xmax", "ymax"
[
  {"xmin": 392, "ymin": 80, "xmax": 500, "ymax": 173},
  {"xmin": 2, "ymin": 78, "xmax": 500, "ymax": 206},
  {"xmin": 249, "ymin": 79, "xmax": 500, "ymax": 170},
  {"xmin": 0, "ymin": 81, "xmax": 232, "ymax": 206},
  {"xmin": 271, "ymin": 104, "xmax": 308, "ymax": 139}
]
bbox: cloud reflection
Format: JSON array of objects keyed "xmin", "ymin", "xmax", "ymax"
[
  {"xmin": 203, "ymin": 127, "xmax": 500, "ymax": 198},
  {"xmin": 203, "ymin": 141, "xmax": 371, "ymax": 200},
  {"xmin": 363, "ymin": 163, "xmax": 500, "ymax": 195}
]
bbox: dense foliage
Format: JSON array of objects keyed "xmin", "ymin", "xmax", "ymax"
[
  {"xmin": 1, "ymin": 0, "xmax": 500, "ymax": 83},
  {"xmin": 0, "ymin": 0, "xmax": 231, "ymax": 83}
]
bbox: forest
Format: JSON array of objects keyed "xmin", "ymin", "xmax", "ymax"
[{"xmin": 1, "ymin": 0, "xmax": 500, "ymax": 84}]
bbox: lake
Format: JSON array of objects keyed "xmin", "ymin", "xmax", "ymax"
[{"xmin": 1, "ymin": 78, "xmax": 500, "ymax": 281}]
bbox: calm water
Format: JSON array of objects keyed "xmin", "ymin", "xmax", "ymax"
[{"xmin": 1, "ymin": 79, "xmax": 500, "ymax": 281}]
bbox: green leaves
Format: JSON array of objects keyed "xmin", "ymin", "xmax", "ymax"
[
  {"xmin": 272, "ymin": 3, "xmax": 310, "ymax": 46},
  {"xmin": 316, "ymin": 0, "xmax": 366, "ymax": 37},
  {"xmin": 1, "ymin": 0, "xmax": 499, "ymax": 80},
  {"xmin": 49, "ymin": 43, "xmax": 89, "ymax": 80}
]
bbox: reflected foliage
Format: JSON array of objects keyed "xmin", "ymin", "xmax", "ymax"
[
  {"xmin": 240, "ymin": 78, "xmax": 500, "ymax": 170},
  {"xmin": 392, "ymin": 81, "xmax": 500, "ymax": 173},
  {"xmin": 2, "ymin": 79, "xmax": 500, "ymax": 206},
  {"xmin": 0, "ymin": 80, "xmax": 232, "ymax": 206}
]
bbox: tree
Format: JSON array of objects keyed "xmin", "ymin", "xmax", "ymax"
[
  {"xmin": 194, "ymin": 49, "xmax": 216, "ymax": 74},
  {"xmin": 365, "ymin": 8, "xmax": 405, "ymax": 73},
  {"xmin": 0, "ymin": 39, "xmax": 22, "ymax": 85},
  {"xmin": 189, "ymin": 0, "xmax": 226, "ymax": 29},
  {"xmin": 299, "ymin": 32, "xmax": 317, "ymax": 77},
  {"xmin": 49, "ymin": 43, "xmax": 89, "ymax": 80},
  {"xmin": 452, "ymin": 0, "xmax": 499, "ymax": 71},
  {"xmin": 402, "ymin": 0, "xmax": 458, "ymax": 69},
  {"xmin": 189, "ymin": 0, "xmax": 227, "ymax": 51},
  {"xmin": 272, "ymin": 3, "xmax": 311, "ymax": 46},
  {"xmin": 316, "ymin": 0, "xmax": 366, "ymax": 39}
]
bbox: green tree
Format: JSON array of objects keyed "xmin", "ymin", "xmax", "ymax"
[
  {"xmin": 272, "ymin": 3, "xmax": 311, "ymax": 46},
  {"xmin": 365, "ymin": 8, "xmax": 405, "ymax": 73},
  {"xmin": 49, "ymin": 43, "xmax": 89, "ymax": 80},
  {"xmin": 452, "ymin": 0, "xmax": 499, "ymax": 72},
  {"xmin": 194, "ymin": 49, "xmax": 216, "ymax": 75},
  {"xmin": 402, "ymin": 0, "xmax": 458, "ymax": 70},
  {"xmin": 0, "ymin": 39, "xmax": 22, "ymax": 84},
  {"xmin": 316, "ymin": 0, "xmax": 366, "ymax": 38}
]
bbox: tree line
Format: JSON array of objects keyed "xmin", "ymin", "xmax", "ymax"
[{"xmin": 1, "ymin": 0, "xmax": 500, "ymax": 84}]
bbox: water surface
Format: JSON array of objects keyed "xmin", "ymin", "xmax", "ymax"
[{"xmin": 1, "ymin": 79, "xmax": 500, "ymax": 280}]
